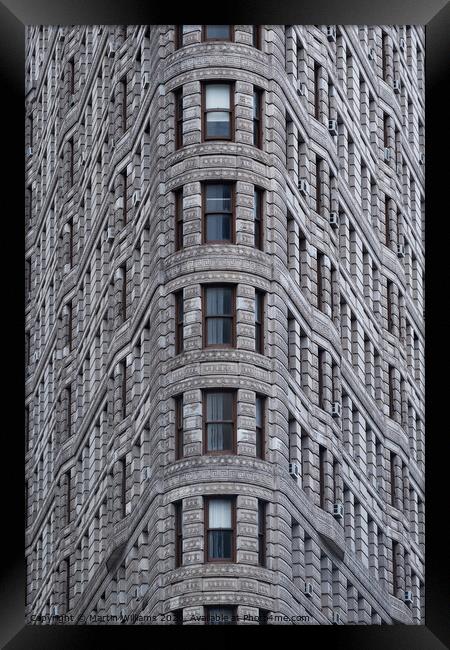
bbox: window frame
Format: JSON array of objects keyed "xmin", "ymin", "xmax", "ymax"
[
  {"xmin": 203, "ymin": 389, "xmax": 237, "ymax": 455},
  {"xmin": 253, "ymin": 86, "xmax": 263, "ymax": 149},
  {"xmin": 175, "ymin": 290, "xmax": 184, "ymax": 355},
  {"xmin": 255, "ymin": 394, "xmax": 266, "ymax": 460},
  {"xmin": 202, "ymin": 25, "xmax": 234, "ymax": 42},
  {"xmin": 201, "ymin": 181, "xmax": 235, "ymax": 244},
  {"xmin": 201, "ymin": 81, "xmax": 235, "ymax": 142},
  {"xmin": 258, "ymin": 500, "xmax": 267, "ymax": 566},
  {"xmin": 174, "ymin": 87, "xmax": 183, "ymax": 150},
  {"xmin": 174, "ymin": 500, "xmax": 183, "ymax": 567},
  {"xmin": 174, "ymin": 188, "xmax": 184, "ymax": 251},
  {"xmin": 254, "ymin": 186, "xmax": 264, "ymax": 250},
  {"xmin": 255, "ymin": 289, "xmax": 265, "ymax": 354},
  {"xmin": 175, "ymin": 394, "xmax": 184, "ymax": 460},
  {"xmin": 202, "ymin": 284, "xmax": 236, "ymax": 349},
  {"xmin": 204, "ymin": 496, "xmax": 236, "ymax": 563},
  {"xmin": 252, "ymin": 26, "xmax": 262, "ymax": 50},
  {"xmin": 205, "ymin": 605, "xmax": 237, "ymax": 625}
]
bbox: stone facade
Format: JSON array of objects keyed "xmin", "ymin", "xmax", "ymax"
[{"xmin": 25, "ymin": 25, "xmax": 425, "ymax": 625}]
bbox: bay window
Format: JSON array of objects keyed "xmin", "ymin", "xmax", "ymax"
[
  {"xmin": 205, "ymin": 497, "xmax": 235, "ymax": 561},
  {"xmin": 203, "ymin": 285, "xmax": 235, "ymax": 347},
  {"xmin": 204, "ymin": 390, "xmax": 236, "ymax": 453}
]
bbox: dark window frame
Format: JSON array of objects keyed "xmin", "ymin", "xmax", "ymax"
[
  {"xmin": 204, "ymin": 495, "xmax": 236, "ymax": 563},
  {"xmin": 254, "ymin": 186, "xmax": 264, "ymax": 250},
  {"xmin": 68, "ymin": 57, "xmax": 75, "ymax": 96},
  {"xmin": 121, "ymin": 360, "xmax": 127, "ymax": 420},
  {"xmin": 120, "ymin": 75, "xmax": 127, "ymax": 133},
  {"xmin": 202, "ymin": 25, "xmax": 234, "ymax": 42},
  {"xmin": 174, "ymin": 188, "xmax": 183, "ymax": 251},
  {"xmin": 258, "ymin": 500, "xmax": 267, "ymax": 566},
  {"xmin": 203, "ymin": 389, "xmax": 237, "ymax": 455},
  {"xmin": 174, "ymin": 25, "xmax": 183, "ymax": 50},
  {"xmin": 175, "ymin": 394, "xmax": 184, "ymax": 460},
  {"xmin": 253, "ymin": 87, "xmax": 263, "ymax": 149},
  {"xmin": 175, "ymin": 290, "xmax": 184, "ymax": 354},
  {"xmin": 66, "ymin": 384, "xmax": 72, "ymax": 437},
  {"xmin": 201, "ymin": 181, "xmax": 235, "ymax": 244},
  {"xmin": 174, "ymin": 87, "xmax": 183, "ymax": 150},
  {"xmin": 120, "ymin": 264, "xmax": 127, "ymax": 322},
  {"xmin": 120, "ymin": 456, "xmax": 127, "ymax": 518},
  {"xmin": 316, "ymin": 156, "xmax": 323, "ymax": 215},
  {"xmin": 318, "ymin": 348, "xmax": 325, "ymax": 409},
  {"xmin": 253, "ymin": 26, "xmax": 262, "ymax": 50},
  {"xmin": 201, "ymin": 81, "xmax": 235, "ymax": 142},
  {"xmin": 205, "ymin": 605, "xmax": 237, "ymax": 625},
  {"xmin": 174, "ymin": 500, "xmax": 183, "ymax": 567},
  {"xmin": 314, "ymin": 62, "xmax": 321, "ymax": 121},
  {"xmin": 121, "ymin": 169, "xmax": 128, "ymax": 226},
  {"xmin": 255, "ymin": 289, "xmax": 265, "ymax": 354},
  {"xmin": 202, "ymin": 284, "xmax": 236, "ymax": 349},
  {"xmin": 255, "ymin": 394, "xmax": 266, "ymax": 460},
  {"xmin": 319, "ymin": 444, "xmax": 326, "ymax": 509}
]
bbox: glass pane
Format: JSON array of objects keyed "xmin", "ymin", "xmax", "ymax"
[
  {"xmin": 205, "ymin": 84, "xmax": 230, "ymax": 110},
  {"xmin": 208, "ymin": 499, "xmax": 232, "ymax": 528},
  {"xmin": 207, "ymin": 607, "xmax": 235, "ymax": 624},
  {"xmin": 206, "ymin": 286, "xmax": 232, "ymax": 316},
  {"xmin": 206, "ymin": 214, "xmax": 231, "ymax": 241},
  {"xmin": 253, "ymin": 90, "xmax": 260, "ymax": 117},
  {"xmin": 205, "ymin": 25, "xmax": 231, "ymax": 40},
  {"xmin": 207, "ymin": 422, "xmax": 233, "ymax": 451},
  {"xmin": 255, "ymin": 397, "xmax": 263, "ymax": 427},
  {"xmin": 208, "ymin": 530, "xmax": 232, "ymax": 559},
  {"xmin": 206, "ymin": 112, "xmax": 230, "ymax": 138},
  {"xmin": 207, "ymin": 392, "xmax": 233, "ymax": 421},
  {"xmin": 206, "ymin": 184, "xmax": 231, "ymax": 211},
  {"xmin": 207, "ymin": 317, "xmax": 232, "ymax": 345}
]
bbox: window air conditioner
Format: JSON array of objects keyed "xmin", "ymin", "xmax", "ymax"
[
  {"xmin": 393, "ymin": 78, "xmax": 401, "ymax": 94},
  {"xmin": 419, "ymin": 153, "xmax": 425, "ymax": 165},
  {"xmin": 51, "ymin": 605, "xmax": 59, "ymax": 616},
  {"xmin": 326, "ymin": 26, "xmax": 336, "ymax": 43},
  {"xmin": 304, "ymin": 582, "xmax": 313, "ymax": 597},
  {"xmin": 397, "ymin": 244, "xmax": 405, "ymax": 258},
  {"xmin": 331, "ymin": 401, "xmax": 341, "ymax": 418},
  {"xmin": 26, "ymin": 146, "xmax": 33, "ymax": 157},
  {"xmin": 329, "ymin": 212, "xmax": 339, "ymax": 228},
  {"xmin": 328, "ymin": 119, "xmax": 338, "ymax": 137},
  {"xmin": 384, "ymin": 147, "xmax": 392, "ymax": 162},
  {"xmin": 125, "ymin": 502, "xmax": 131, "ymax": 515},
  {"xmin": 298, "ymin": 179, "xmax": 308, "ymax": 197},
  {"xmin": 289, "ymin": 462, "xmax": 300, "ymax": 478},
  {"xmin": 399, "ymin": 37, "xmax": 406, "ymax": 53},
  {"xmin": 107, "ymin": 227, "xmax": 115, "ymax": 242},
  {"xmin": 404, "ymin": 591, "xmax": 413, "ymax": 604},
  {"xmin": 142, "ymin": 72, "xmax": 150, "ymax": 89},
  {"xmin": 332, "ymin": 611, "xmax": 341, "ymax": 624},
  {"xmin": 368, "ymin": 48, "xmax": 376, "ymax": 61},
  {"xmin": 106, "ymin": 43, "xmax": 116, "ymax": 58},
  {"xmin": 141, "ymin": 466, "xmax": 151, "ymax": 481},
  {"xmin": 296, "ymin": 80, "xmax": 307, "ymax": 97},
  {"xmin": 333, "ymin": 502, "xmax": 344, "ymax": 519},
  {"xmin": 132, "ymin": 190, "xmax": 141, "ymax": 207}
]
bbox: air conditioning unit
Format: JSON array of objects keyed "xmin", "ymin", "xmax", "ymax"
[
  {"xmin": 141, "ymin": 466, "xmax": 151, "ymax": 481},
  {"xmin": 332, "ymin": 611, "xmax": 341, "ymax": 624},
  {"xmin": 56, "ymin": 349, "xmax": 63, "ymax": 360},
  {"xmin": 289, "ymin": 462, "xmax": 300, "ymax": 478},
  {"xmin": 296, "ymin": 80, "xmax": 307, "ymax": 97},
  {"xmin": 368, "ymin": 48, "xmax": 376, "ymax": 62},
  {"xmin": 397, "ymin": 244, "xmax": 405, "ymax": 258},
  {"xmin": 107, "ymin": 227, "xmax": 115, "ymax": 242},
  {"xmin": 142, "ymin": 72, "xmax": 150, "ymax": 89},
  {"xmin": 419, "ymin": 153, "xmax": 425, "ymax": 165},
  {"xmin": 132, "ymin": 190, "xmax": 141, "ymax": 207},
  {"xmin": 106, "ymin": 43, "xmax": 116, "ymax": 58},
  {"xmin": 333, "ymin": 502, "xmax": 344, "ymax": 519},
  {"xmin": 326, "ymin": 26, "xmax": 336, "ymax": 43},
  {"xmin": 329, "ymin": 212, "xmax": 339, "ymax": 228},
  {"xmin": 404, "ymin": 591, "xmax": 413, "ymax": 604},
  {"xmin": 399, "ymin": 37, "xmax": 406, "ymax": 53},
  {"xmin": 393, "ymin": 78, "xmax": 401, "ymax": 94},
  {"xmin": 298, "ymin": 179, "xmax": 308, "ymax": 197},
  {"xmin": 328, "ymin": 119, "xmax": 338, "ymax": 137},
  {"xmin": 331, "ymin": 401, "xmax": 341, "ymax": 418},
  {"xmin": 80, "ymin": 150, "xmax": 87, "ymax": 165},
  {"xmin": 125, "ymin": 502, "xmax": 131, "ymax": 515},
  {"xmin": 304, "ymin": 582, "xmax": 313, "ymax": 597},
  {"xmin": 58, "ymin": 32, "xmax": 65, "ymax": 42},
  {"xmin": 26, "ymin": 146, "xmax": 33, "ymax": 157},
  {"xmin": 384, "ymin": 147, "xmax": 392, "ymax": 162},
  {"xmin": 51, "ymin": 605, "xmax": 59, "ymax": 616}
]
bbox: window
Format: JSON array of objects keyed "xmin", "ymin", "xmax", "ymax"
[
  {"xmin": 206, "ymin": 606, "xmax": 237, "ymax": 625},
  {"xmin": 203, "ymin": 182, "xmax": 233, "ymax": 243},
  {"xmin": 202, "ymin": 82, "xmax": 233, "ymax": 140},
  {"xmin": 205, "ymin": 497, "xmax": 235, "ymax": 561},
  {"xmin": 175, "ymin": 395, "xmax": 184, "ymax": 460},
  {"xmin": 254, "ymin": 187, "xmax": 263, "ymax": 250},
  {"xmin": 259, "ymin": 609, "xmax": 269, "ymax": 625},
  {"xmin": 68, "ymin": 57, "xmax": 75, "ymax": 96},
  {"xmin": 314, "ymin": 62, "xmax": 321, "ymax": 120},
  {"xmin": 67, "ymin": 302, "xmax": 73, "ymax": 351},
  {"xmin": 120, "ymin": 264, "xmax": 127, "ymax": 322},
  {"xmin": 258, "ymin": 500, "xmax": 267, "ymax": 566},
  {"xmin": 253, "ymin": 26, "xmax": 262, "ymax": 50},
  {"xmin": 388, "ymin": 365, "xmax": 395, "ymax": 418},
  {"xmin": 174, "ymin": 88, "xmax": 183, "ymax": 150},
  {"xmin": 68, "ymin": 138, "xmax": 74, "ymax": 186},
  {"xmin": 120, "ymin": 76, "xmax": 127, "ymax": 133},
  {"xmin": 204, "ymin": 390, "xmax": 236, "ymax": 453},
  {"xmin": 253, "ymin": 87, "xmax": 263, "ymax": 148},
  {"xmin": 203, "ymin": 25, "xmax": 233, "ymax": 41},
  {"xmin": 174, "ymin": 501, "xmax": 183, "ymax": 567},
  {"xmin": 120, "ymin": 456, "xmax": 126, "ymax": 518},
  {"xmin": 316, "ymin": 156, "xmax": 323, "ymax": 214},
  {"xmin": 66, "ymin": 384, "xmax": 72, "ymax": 437},
  {"xmin": 121, "ymin": 359, "xmax": 127, "ymax": 419},
  {"xmin": 172, "ymin": 609, "xmax": 183, "ymax": 625},
  {"xmin": 255, "ymin": 395, "xmax": 265, "ymax": 459},
  {"xmin": 203, "ymin": 285, "xmax": 235, "ymax": 347},
  {"xmin": 175, "ymin": 291, "xmax": 184, "ymax": 354},
  {"xmin": 390, "ymin": 452, "xmax": 397, "ymax": 507},
  {"xmin": 319, "ymin": 445, "xmax": 326, "ymax": 508},
  {"xmin": 65, "ymin": 557, "xmax": 70, "ymax": 613},
  {"xmin": 67, "ymin": 218, "xmax": 74, "ymax": 268},
  {"xmin": 174, "ymin": 188, "xmax": 183, "ymax": 250},
  {"xmin": 387, "ymin": 280, "xmax": 393, "ymax": 332},
  {"xmin": 174, "ymin": 25, "xmax": 184, "ymax": 50},
  {"xmin": 255, "ymin": 290, "xmax": 265, "ymax": 353},
  {"xmin": 317, "ymin": 252, "xmax": 324, "ymax": 311},
  {"xmin": 66, "ymin": 470, "xmax": 71, "ymax": 524},
  {"xmin": 382, "ymin": 32, "xmax": 388, "ymax": 81}
]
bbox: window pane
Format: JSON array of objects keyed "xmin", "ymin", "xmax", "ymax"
[
  {"xmin": 206, "ymin": 286, "xmax": 233, "ymax": 316},
  {"xmin": 207, "ymin": 392, "xmax": 233, "ymax": 420},
  {"xmin": 255, "ymin": 397, "xmax": 263, "ymax": 427},
  {"xmin": 254, "ymin": 189, "xmax": 261, "ymax": 218},
  {"xmin": 206, "ymin": 112, "xmax": 230, "ymax": 138},
  {"xmin": 208, "ymin": 530, "xmax": 232, "ymax": 559},
  {"xmin": 207, "ymin": 422, "xmax": 233, "ymax": 450},
  {"xmin": 206, "ymin": 214, "xmax": 231, "ymax": 241},
  {"xmin": 208, "ymin": 498, "xmax": 232, "ymax": 527},
  {"xmin": 207, "ymin": 317, "xmax": 232, "ymax": 345},
  {"xmin": 206, "ymin": 184, "xmax": 231, "ymax": 211},
  {"xmin": 253, "ymin": 91, "xmax": 260, "ymax": 117},
  {"xmin": 207, "ymin": 607, "xmax": 235, "ymax": 624},
  {"xmin": 255, "ymin": 291, "xmax": 262, "ymax": 318},
  {"xmin": 205, "ymin": 84, "xmax": 230, "ymax": 110},
  {"xmin": 205, "ymin": 25, "xmax": 231, "ymax": 40}
]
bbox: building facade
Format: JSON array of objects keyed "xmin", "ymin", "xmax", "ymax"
[{"xmin": 25, "ymin": 25, "xmax": 425, "ymax": 625}]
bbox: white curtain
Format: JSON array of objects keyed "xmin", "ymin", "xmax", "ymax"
[{"xmin": 208, "ymin": 498, "xmax": 231, "ymax": 528}]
